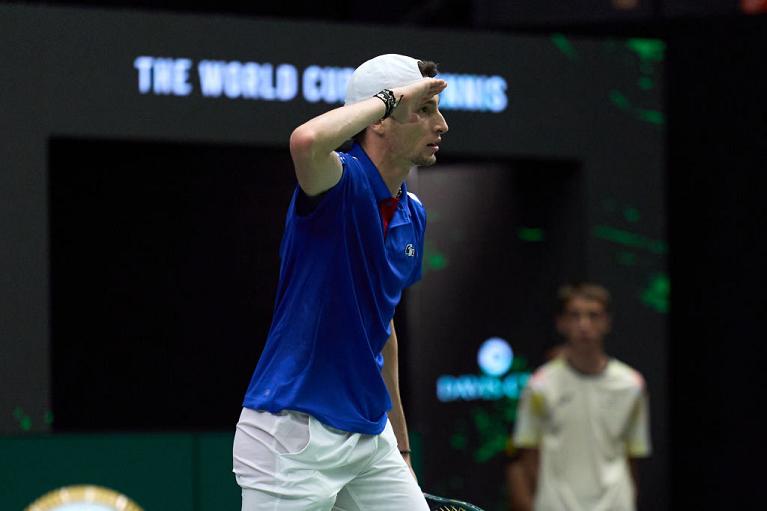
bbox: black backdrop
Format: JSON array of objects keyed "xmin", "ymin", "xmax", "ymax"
[
  {"xmin": 48, "ymin": 138, "xmax": 293, "ymax": 431},
  {"xmin": 668, "ymin": 16, "xmax": 767, "ymax": 507}
]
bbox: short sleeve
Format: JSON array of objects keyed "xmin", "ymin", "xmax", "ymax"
[
  {"xmin": 624, "ymin": 390, "xmax": 652, "ymax": 457},
  {"xmin": 291, "ymin": 151, "xmax": 352, "ymax": 223},
  {"xmin": 513, "ymin": 383, "xmax": 544, "ymax": 448}
]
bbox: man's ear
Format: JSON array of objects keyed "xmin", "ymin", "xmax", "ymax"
[{"xmin": 369, "ymin": 119, "xmax": 386, "ymax": 136}]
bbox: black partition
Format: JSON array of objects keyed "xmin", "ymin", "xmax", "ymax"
[{"xmin": 49, "ymin": 138, "xmax": 293, "ymax": 430}]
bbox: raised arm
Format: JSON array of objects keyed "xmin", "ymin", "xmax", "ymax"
[
  {"xmin": 289, "ymin": 78, "xmax": 447, "ymax": 196},
  {"xmin": 289, "ymin": 98, "xmax": 384, "ymax": 196}
]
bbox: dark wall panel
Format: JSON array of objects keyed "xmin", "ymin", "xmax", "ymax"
[
  {"xmin": 48, "ymin": 138, "xmax": 294, "ymax": 431},
  {"xmin": 668, "ymin": 16, "xmax": 767, "ymax": 507}
]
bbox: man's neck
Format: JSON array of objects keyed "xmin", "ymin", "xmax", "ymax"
[
  {"xmin": 361, "ymin": 142, "xmax": 413, "ymax": 197},
  {"xmin": 565, "ymin": 345, "xmax": 609, "ymax": 375}
]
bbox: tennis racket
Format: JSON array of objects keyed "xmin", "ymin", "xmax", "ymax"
[{"xmin": 423, "ymin": 492, "xmax": 485, "ymax": 511}]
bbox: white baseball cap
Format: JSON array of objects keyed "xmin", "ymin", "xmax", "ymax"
[{"xmin": 344, "ymin": 54, "xmax": 424, "ymax": 105}]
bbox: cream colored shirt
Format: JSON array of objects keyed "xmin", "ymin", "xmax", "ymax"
[{"xmin": 513, "ymin": 357, "xmax": 651, "ymax": 511}]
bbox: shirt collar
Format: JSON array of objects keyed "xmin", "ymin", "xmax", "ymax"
[{"xmin": 348, "ymin": 143, "xmax": 409, "ymax": 205}]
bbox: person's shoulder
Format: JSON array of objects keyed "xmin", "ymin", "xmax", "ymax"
[
  {"xmin": 528, "ymin": 357, "xmax": 566, "ymax": 390},
  {"xmin": 606, "ymin": 358, "xmax": 646, "ymax": 391}
]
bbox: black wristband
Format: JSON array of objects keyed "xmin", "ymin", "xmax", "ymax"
[
  {"xmin": 373, "ymin": 89, "xmax": 399, "ymax": 119},
  {"xmin": 399, "ymin": 449, "xmax": 411, "ymax": 455}
]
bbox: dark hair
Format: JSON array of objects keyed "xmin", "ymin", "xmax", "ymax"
[
  {"xmin": 418, "ymin": 60, "xmax": 439, "ymax": 78},
  {"xmin": 350, "ymin": 59, "xmax": 440, "ymax": 145},
  {"xmin": 557, "ymin": 283, "xmax": 611, "ymax": 314}
]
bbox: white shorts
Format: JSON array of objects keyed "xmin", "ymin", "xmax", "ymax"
[{"xmin": 233, "ymin": 407, "xmax": 429, "ymax": 511}]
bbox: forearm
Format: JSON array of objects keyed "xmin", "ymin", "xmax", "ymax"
[
  {"xmin": 387, "ymin": 388, "xmax": 410, "ymax": 453},
  {"xmin": 290, "ymin": 97, "xmax": 385, "ymax": 156},
  {"xmin": 506, "ymin": 462, "xmax": 534, "ymax": 511},
  {"xmin": 382, "ymin": 321, "xmax": 410, "ymax": 453},
  {"xmin": 629, "ymin": 458, "xmax": 640, "ymax": 502},
  {"xmin": 518, "ymin": 449, "xmax": 539, "ymax": 510}
]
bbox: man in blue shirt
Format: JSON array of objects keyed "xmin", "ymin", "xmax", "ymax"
[{"xmin": 233, "ymin": 54, "xmax": 449, "ymax": 510}]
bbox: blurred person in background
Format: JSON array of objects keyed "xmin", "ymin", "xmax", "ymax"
[{"xmin": 510, "ymin": 283, "xmax": 651, "ymax": 511}]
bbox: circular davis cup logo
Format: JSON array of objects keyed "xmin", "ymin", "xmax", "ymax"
[
  {"xmin": 436, "ymin": 336, "xmax": 529, "ymax": 402},
  {"xmin": 477, "ymin": 337, "xmax": 514, "ymax": 377},
  {"xmin": 25, "ymin": 485, "xmax": 143, "ymax": 511}
]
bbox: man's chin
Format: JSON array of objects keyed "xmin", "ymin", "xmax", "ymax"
[
  {"xmin": 413, "ymin": 155, "xmax": 437, "ymax": 167},
  {"xmin": 571, "ymin": 338, "xmax": 602, "ymax": 350}
]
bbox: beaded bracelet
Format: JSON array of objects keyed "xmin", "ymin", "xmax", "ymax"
[{"xmin": 373, "ymin": 89, "xmax": 399, "ymax": 119}]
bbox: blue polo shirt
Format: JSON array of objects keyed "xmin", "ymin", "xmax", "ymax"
[{"xmin": 242, "ymin": 143, "xmax": 426, "ymax": 435}]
